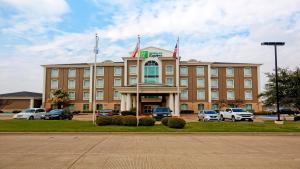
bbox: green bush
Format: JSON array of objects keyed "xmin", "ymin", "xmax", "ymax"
[
  {"xmin": 122, "ymin": 115, "xmax": 137, "ymax": 126},
  {"xmin": 111, "ymin": 115, "xmax": 123, "ymax": 125},
  {"xmin": 82, "ymin": 111, "xmax": 92, "ymax": 113},
  {"xmin": 139, "ymin": 117, "xmax": 155, "ymax": 126},
  {"xmin": 168, "ymin": 117, "xmax": 186, "ymax": 129},
  {"xmin": 294, "ymin": 116, "xmax": 300, "ymax": 121},
  {"xmin": 96, "ymin": 116, "xmax": 112, "ymax": 126},
  {"xmin": 121, "ymin": 111, "xmax": 136, "ymax": 116},
  {"xmin": 161, "ymin": 117, "xmax": 170, "ymax": 126}
]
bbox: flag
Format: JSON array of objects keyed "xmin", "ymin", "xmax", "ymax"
[
  {"xmin": 172, "ymin": 40, "xmax": 178, "ymax": 58},
  {"xmin": 131, "ymin": 43, "xmax": 139, "ymax": 57}
]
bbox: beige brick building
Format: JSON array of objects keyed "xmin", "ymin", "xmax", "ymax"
[{"xmin": 42, "ymin": 46, "xmax": 262, "ymax": 115}]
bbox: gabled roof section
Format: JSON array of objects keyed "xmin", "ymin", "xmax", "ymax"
[{"xmin": 0, "ymin": 91, "xmax": 42, "ymax": 98}]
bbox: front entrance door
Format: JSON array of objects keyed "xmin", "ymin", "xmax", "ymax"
[{"xmin": 142, "ymin": 104, "xmax": 159, "ymax": 115}]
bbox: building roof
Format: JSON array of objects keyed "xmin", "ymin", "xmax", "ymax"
[{"xmin": 0, "ymin": 91, "xmax": 42, "ymax": 98}]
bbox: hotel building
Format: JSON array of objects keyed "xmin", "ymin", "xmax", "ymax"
[{"xmin": 42, "ymin": 47, "xmax": 262, "ymax": 115}]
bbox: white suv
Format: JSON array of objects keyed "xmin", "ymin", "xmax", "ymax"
[
  {"xmin": 13, "ymin": 108, "xmax": 46, "ymax": 120},
  {"xmin": 220, "ymin": 108, "xmax": 254, "ymax": 122}
]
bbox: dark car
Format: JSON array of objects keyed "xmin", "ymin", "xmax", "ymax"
[
  {"xmin": 152, "ymin": 107, "xmax": 172, "ymax": 120},
  {"xmin": 279, "ymin": 108, "xmax": 298, "ymax": 115},
  {"xmin": 96, "ymin": 109, "xmax": 114, "ymax": 117},
  {"xmin": 42, "ymin": 109, "xmax": 73, "ymax": 120}
]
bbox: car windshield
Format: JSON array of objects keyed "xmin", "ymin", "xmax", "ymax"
[
  {"xmin": 155, "ymin": 108, "xmax": 169, "ymax": 112},
  {"xmin": 23, "ymin": 109, "xmax": 35, "ymax": 113},
  {"xmin": 204, "ymin": 111, "xmax": 217, "ymax": 114},
  {"xmin": 49, "ymin": 110, "xmax": 63, "ymax": 115},
  {"xmin": 232, "ymin": 109, "xmax": 246, "ymax": 112}
]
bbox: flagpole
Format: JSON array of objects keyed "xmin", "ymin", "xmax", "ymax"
[
  {"xmin": 93, "ymin": 33, "xmax": 99, "ymax": 125},
  {"xmin": 136, "ymin": 35, "xmax": 140, "ymax": 126},
  {"xmin": 176, "ymin": 37, "xmax": 180, "ymax": 116}
]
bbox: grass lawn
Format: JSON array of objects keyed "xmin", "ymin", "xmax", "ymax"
[{"xmin": 0, "ymin": 120, "xmax": 300, "ymax": 132}]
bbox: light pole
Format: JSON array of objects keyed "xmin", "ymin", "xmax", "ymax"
[{"xmin": 261, "ymin": 42, "xmax": 285, "ymax": 121}]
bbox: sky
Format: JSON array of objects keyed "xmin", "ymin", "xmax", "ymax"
[{"xmin": 0, "ymin": 0, "xmax": 300, "ymax": 94}]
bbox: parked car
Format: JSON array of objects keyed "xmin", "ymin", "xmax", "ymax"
[
  {"xmin": 13, "ymin": 108, "xmax": 46, "ymax": 120},
  {"xmin": 152, "ymin": 107, "xmax": 172, "ymax": 120},
  {"xmin": 198, "ymin": 110, "xmax": 220, "ymax": 121},
  {"xmin": 96, "ymin": 109, "xmax": 114, "ymax": 117},
  {"xmin": 220, "ymin": 108, "xmax": 254, "ymax": 122},
  {"xmin": 42, "ymin": 109, "xmax": 73, "ymax": 120}
]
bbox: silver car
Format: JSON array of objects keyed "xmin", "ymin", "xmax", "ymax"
[{"xmin": 198, "ymin": 110, "xmax": 220, "ymax": 122}]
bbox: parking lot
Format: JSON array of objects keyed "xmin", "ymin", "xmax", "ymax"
[{"xmin": 0, "ymin": 133, "xmax": 300, "ymax": 169}]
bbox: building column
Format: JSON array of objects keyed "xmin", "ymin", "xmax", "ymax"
[
  {"xmin": 30, "ymin": 98, "xmax": 34, "ymax": 108},
  {"xmin": 121, "ymin": 94, "xmax": 126, "ymax": 112},
  {"xmin": 174, "ymin": 93, "xmax": 180, "ymax": 116},
  {"xmin": 169, "ymin": 93, "xmax": 174, "ymax": 115},
  {"xmin": 126, "ymin": 93, "xmax": 132, "ymax": 111},
  {"xmin": 132, "ymin": 96, "xmax": 136, "ymax": 109}
]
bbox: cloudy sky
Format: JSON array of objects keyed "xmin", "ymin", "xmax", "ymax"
[{"xmin": 0, "ymin": 0, "xmax": 300, "ymax": 94}]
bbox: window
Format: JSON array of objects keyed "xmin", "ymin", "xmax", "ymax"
[
  {"xmin": 68, "ymin": 91, "xmax": 75, "ymax": 100},
  {"xmin": 211, "ymin": 68, "xmax": 218, "ymax": 77},
  {"xmin": 68, "ymin": 68, "xmax": 76, "ymax": 78},
  {"xmin": 226, "ymin": 67, "xmax": 234, "ymax": 77},
  {"xmin": 226, "ymin": 79, "xmax": 234, "ymax": 88},
  {"xmin": 83, "ymin": 79, "xmax": 90, "ymax": 89},
  {"xmin": 244, "ymin": 67, "xmax": 252, "ymax": 77},
  {"xmin": 244, "ymin": 79, "xmax": 252, "ymax": 88},
  {"xmin": 166, "ymin": 65, "xmax": 174, "ymax": 75},
  {"xmin": 114, "ymin": 78, "xmax": 121, "ymax": 87},
  {"xmin": 129, "ymin": 77, "xmax": 137, "ymax": 85},
  {"xmin": 197, "ymin": 90, "xmax": 205, "ymax": 100},
  {"xmin": 114, "ymin": 67, "xmax": 122, "ymax": 76},
  {"xmin": 96, "ymin": 67, "xmax": 104, "ymax": 76},
  {"xmin": 227, "ymin": 90, "xmax": 235, "ymax": 100},
  {"xmin": 144, "ymin": 60, "xmax": 159, "ymax": 83},
  {"xmin": 211, "ymin": 91, "xmax": 219, "ymax": 100},
  {"xmin": 51, "ymin": 68, "xmax": 59, "ymax": 78},
  {"xmin": 68, "ymin": 80, "xmax": 75, "ymax": 89},
  {"xmin": 83, "ymin": 104, "xmax": 89, "ymax": 111},
  {"xmin": 96, "ymin": 90, "xmax": 103, "ymax": 100},
  {"xmin": 196, "ymin": 66, "xmax": 205, "ymax": 76},
  {"xmin": 68, "ymin": 104, "xmax": 75, "ymax": 111},
  {"xmin": 211, "ymin": 79, "xmax": 218, "ymax": 88},
  {"xmin": 180, "ymin": 66, "xmax": 188, "ymax": 76},
  {"xmin": 96, "ymin": 79, "xmax": 104, "ymax": 88},
  {"xmin": 83, "ymin": 92, "xmax": 90, "ymax": 100},
  {"xmin": 129, "ymin": 65, "xmax": 136, "ymax": 75},
  {"xmin": 245, "ymin": 90, "xmax": 253, "ymax": 100},
  {"xmin": 51, "ymin": 80, "xmax": 58, "ymax": 89},
  {"xmin": 96, "ymin": 104, "xmax": 103, "ymax": 110},
  {"xmin": 212, "ymin": 104, "xmax": 219, "ymax": 110},
  {"xmin": 245, "ymin": 104, "xmax": 252, "ymax": 111},
  {"xmin": 180, "ymin": 90, "xmax": 188, "ymax": 100},
  {"xmin": 84, "ymin": 68, "xmax": 90, "ymax": 78},
  {"xmin": 197, "ymin": 78, "xmax": 205, "ymax": 88},
  {"xmin": 114, "ymin": 91, "xmax": 121, "ymax": 100},
  {"xmin": 180, "ymin": 78, "xmax": 188, "ymax": 87},
  {"xmin": 166, "ymin": 77, "xmax": 173, "ymax": 86},
  {"xmin": 114, "ymin": 104, "xmax": 120, "ymax": 112},
  {"xmin": 198, "ymin": 104, "xmax": 205, "ymax": 111},
  {"xmin": 181, "ymin": 104, "xmax": 188, "ymax": 110}
]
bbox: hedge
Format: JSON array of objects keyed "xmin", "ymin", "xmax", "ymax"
[
  {"xmin": 111, "ymin": 115, "xmax": 123, "ymax": 125},
  {"xmin": 139, "ymin": 117, "xmax": 155, "ymax": 126},
  {"xmin": 122, "ymin": 115, "xmax": 137, "ymax": 126},
  {"xmin": 168, "ymin": 117, "xmax": 186, "ymax": 129},
  {"xmin": 96, "ymin": 116, "xmax": 112, "ymax": 126},
  {"xmin": 161, "ymin": 117, "xmax": 170, "ymax": 126},
  {"xmin": 294, "ymin": 116, "xmax": 300, "ymax": 121},
  {"xmin": 121, "ymin": 111, "xmax": 136, "ymax": 116}
]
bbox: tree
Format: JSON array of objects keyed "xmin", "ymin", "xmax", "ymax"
[
  {"xmin": 49, "ymin": 88, "xmax": 69, "ymax": 109},
  {"xmin": 259, "ymin": 67, "xmax": 300, "ymax": 109}
]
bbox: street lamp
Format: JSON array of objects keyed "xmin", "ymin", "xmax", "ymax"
[{"xmin": 261, "ymin": 42, "xmax": 285, "ymax": 121}]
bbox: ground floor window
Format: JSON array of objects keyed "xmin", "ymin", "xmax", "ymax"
[
  {"xmin": 212, "ymin": 104, "xmax": 219, "ymax": 110},
  {"xmin": 198, "ymin": 104, "xmax": 204, "ymax": 111},
  {"xmin": 181, "ymin": 104, "xmax": 188, "ymax": 110},
  {"xmin": 114, "ymin": 104, "xmax": 120, "ymax": 112},
  {"xmin": 68, "ymin": 104, "xmax": 75, "ymax": 111},
  {"xmin": 245, "ymin": 104, "xmax": 252, "ymax": 111},
  {"xmin": 228, "ymin": 104, "xmax": 236, "ymax": 108},
  {"xmin": 83, "ymin": 104, "xmax": 89, "ymax": 111},
  {"xmin": 96, "ymin": 104, "xmax": 103, "ymax": 110}
]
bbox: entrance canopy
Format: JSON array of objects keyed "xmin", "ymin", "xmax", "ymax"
[{"xmin": 115, "ymin": 84, "xmax": 186, "ymax": 94}]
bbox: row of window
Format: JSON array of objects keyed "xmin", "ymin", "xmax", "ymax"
[
  {"xmin": 65, "ymin": 90, "xmax": 121, "ymax": 100},
  {"xmin": 68, "ymin": 104, "xmax": 120, "ymax": 111},
  {"xmin": 50, "ymin": 79, "xmax": 122, "ymax": 89},
  {"xmin": 180, "ymin": 90, "xmax": 253, "ymax": 100},
  {"xmin": 51, "ymin": 67, "xmax": 122, "ymax": 78},
  {"xmin": 180, "ymin": 103, "xmax": 253, "ymax": 111}
]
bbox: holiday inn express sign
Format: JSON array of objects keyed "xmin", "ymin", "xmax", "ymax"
[{"xmin": 139, "ymin": 50, "xmax": 162, "ymax": 58}]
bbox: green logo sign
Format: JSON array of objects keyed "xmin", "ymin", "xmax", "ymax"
[{"xmin": 139, "ymin": 50, "xmax": 148, "ymax": 58}]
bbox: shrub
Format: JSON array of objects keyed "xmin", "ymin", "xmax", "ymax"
[
  {"xmin": 161, "ymin": 117, "xmax": 170, "ymax": 126},
  {"xmin": 72, "ymin": 110, "xmax": 81, "ymax": 114},
  {"xmin": 168, "ymin": 117, "xmax": 186, "ymax": 129},
  {"xmin": 139, "ymin": 117, "xmax": 155, "ymax": 126},
  {"xmin": 122, "ymin": 115, "xmax": 137, "ymax": 126},
  {"xmin": 12, "ymin": 110, "xmax": 21, "ymax": 114},
  {"xmin": 112, "ymin": 109, "xmax": 120, "ymax": 115},
  {"xmin": 111, "ymin": 115, "xmax": 123, "ymax": 125},
  {"xmin": 82, "ymin": 111, "xmax": 92, "ymax": 113},
  {"xmin": 96, "ymin": 116, "xmax": 112, "ymax": 126},
  {"xmin": 180, "ymin": 110, "xmax": 194, "ymax": 114},
  {"xmin": 121, "ymin": 111, "xmax": 136, "ymax": 116},
  {"xmin": 294, "ymin": 116, "xmax": 300, "ymax": 121}
]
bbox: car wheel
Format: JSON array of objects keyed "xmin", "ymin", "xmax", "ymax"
[
  {"xmin": 220, "ymin": 115, "xmax": 224, "ymax": 121},
  {"xmin": 231, "ymin": 116, "xmax": 236, "ymax": 122},
  {"xmin": 29, "ymin": 116, "xmax": 34, "ymax": 120}
]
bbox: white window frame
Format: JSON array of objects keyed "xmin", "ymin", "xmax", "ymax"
[
  {"xmin": 211, "ymin": 79, "xmax": 218, "ymax": 88},
  {"xmin": 180, "ymin": 104, "xmax": 188, "ymax": 110},
  {"xmin": 180, "ymin": 66, "xmax": 188, "ymax": 76},
  {"xmin": 68, "ymin": 91, "xmax": 75, "ymax": 100},
  {"xmin": 114, "ymin": 78, "xmax": 121, "ymax": 87},
  {"xmin": 197, "ymin": 90, "xmax": 205, "ymax": 100},
  {"xmin": 83, "ymin": 68, "xmax": 90, "ymax": 78},
  {"xmin": 226, "ymin": 67, "xmax": 234, "ymax": 77},
  {"xmin": 166, "ymin": 77, "xmax": 173, "ymax": 86},
  {"xmin": 68, "ymin": 68, "xmax": 76, "ymax": 78},
  {"xmin": 180, "ymin": 78, "xmax": 188, "ymax": 87},
  {"xmin": 50, "ymin": 80, "xmax": 58, "ymax": 89},
  {"xmin": 180, "ymin": 90, "xmax": 188, "ymax": 100},
  {"xmin": 83, "ymin": 79, "xmax": 90, "ymax": 89},
  {"xmin": 197, "ymin": 78, "xmax": 205, "ymax": 88},
  {"xmin": 244, "ymin": 67, "xmax": 252, "ymax": 77},
  {"xmin": 196, "ymin": 66, "xmax": 205, "ymax": 76},
  {"xmin": 226, "ymin": 79, "xmax": 234, "ymax": 88},
  {"xmin": 211, "ymin": 68, "xmax": 218, "ymax": 77},
  {"xmin": 244, "ymin": 79, "xmax": 252, "ymax": 88},
  {"xmin": 129, "ymin": 77, "xmax": 137, "ymax": 85},
  {"xmin": 83, "ymin": 91, "xmax": 90, "ymax": 100},
  {"xmin": 211, "ymin": 90, "xmax": 219, "ymax": 100},
  {"xmin": 166, "ymin": 65, "xmax": 174, "ymax": 75},
  {"xmin": 68, "ymin": 79, "xmax": 76, "ymax": 89},
  {"xmin": 96, "ymin": 67, "xmax": 104, "ymax": 76},
  {"xmin": 227, "ymin": 90, "xmax": 235, "ymax": 100},
  {"xmin": 113, "ymin": 90, "xmax": 121, "ymax": 100},
  {"xmin": 114, "ymin": 67, "xmax": 122, "ymax": 76},
  {"xmin": 129, "ymin": 65, "xmax": 137, "ymax": 75},
  {"xmin": 96, "ymin": 78, "xmax": 104, "ymax": 88},
  {"xmin": 245, "ymin": 90, "xmax": 253, "ymax": 100},
  {"xmin": 96, "ymin": 90, "xmax": 104, "ymax": 100},
  {"xmin": 51, "ymin": 68, "xmax": 59, "ymax": 78}
]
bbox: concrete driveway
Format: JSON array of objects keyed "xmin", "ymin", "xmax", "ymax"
[{"xmin": 0, "ymin": 133, "xmax": 300, "ymax": 169}]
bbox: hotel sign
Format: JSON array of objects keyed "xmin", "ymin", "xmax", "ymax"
[{"xmin": 139, "ymin": 51, "xmax": 162, "ymax": 58}]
